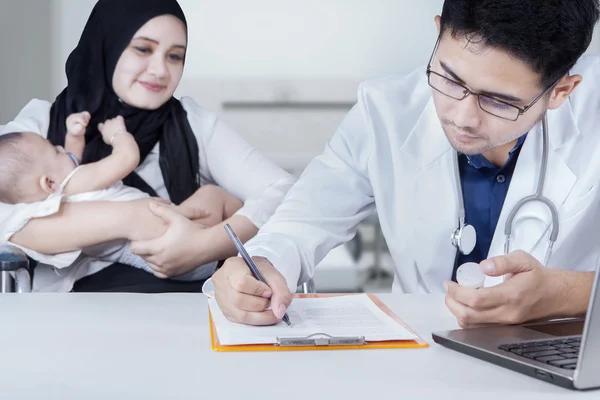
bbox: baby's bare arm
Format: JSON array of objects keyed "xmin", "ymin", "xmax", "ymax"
[
  {"xmin": 9, "ymin": 199, "xmax": 168, "ymax": 254},
  {"xmin": 65, "ymin": 135, "xmax": 85, "ymax": 163},
  {"xmin": 64, "ymin": 133, "xmax": 140, "ymax": 196},
  {"xmin": 64, "ymin": 112, "xmax": 90, "ymax": 163},
  {"xmin": 64, "ymin": 116, "xmax": 140, "ymax": 196}
]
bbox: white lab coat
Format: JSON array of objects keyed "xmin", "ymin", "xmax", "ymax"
[{"xmin": 244, "ymin": 54, "xmax": 600, "ymax": 294}]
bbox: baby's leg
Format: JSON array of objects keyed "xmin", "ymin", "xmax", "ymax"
[
  {"xmin": 85, "ymin": 234, "xmax": 213, "ymax": 281},
  {"xmin": 220, "ymin": 188, "xmax": 243, "ymax": 219},
  {"xmin": 178, "ymin": 185, "xmax": 242, "ymax": 226},
  {"xmin": 84, "ymin": 240, "xmax": 156, "ymax": 275},
  {"xmin": 169, "ymin": 263, "xmax": 215, "ymax": 281},
  {"xmin": 178, "ymin": 185, "xmax": 224, "ymax": 226}
]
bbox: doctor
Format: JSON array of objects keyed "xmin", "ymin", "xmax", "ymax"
[{"xmin": 212, "ymin": 0, "xmax": 600, "ymax": 327}]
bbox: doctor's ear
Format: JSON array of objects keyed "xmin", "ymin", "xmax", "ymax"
[
  {"xmin": 547, "ymin": 74, "xmax": 582, "ymax": 110},
  {"xmin": 434, "ymin": 15, "xmax": 441, "ymax": 35},
  {"xmin": 39, "ymin": 175, "xmax": 57, "ymax": 194}
]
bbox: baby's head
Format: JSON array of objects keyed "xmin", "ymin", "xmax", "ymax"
[{"xmin": 0, "ymin": 132, "xmax": 77, "ymax": 204}]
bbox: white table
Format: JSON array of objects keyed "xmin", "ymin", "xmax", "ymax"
[{"xmin": 0, "ymin": 293, "xmax": 593, "ymax": 399}]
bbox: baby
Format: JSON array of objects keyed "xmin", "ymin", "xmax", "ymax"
[{"xmin": 0, "ymin": 113, "xmax": 242, "ymax": 280}]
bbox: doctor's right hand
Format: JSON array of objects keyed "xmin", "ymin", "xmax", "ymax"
[{"xmin": 213, "ymin": 256, "xmax": 293, "ymax": 325}]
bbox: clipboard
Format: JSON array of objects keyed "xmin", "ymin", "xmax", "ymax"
[{"xmin": 209, "ymin": 293, "xmax": 429, "ymax": 352}]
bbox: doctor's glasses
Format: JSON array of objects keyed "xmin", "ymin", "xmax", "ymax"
[{"xmin": 426, "ymin": 38, "xmax": 557, "ymax": 122}]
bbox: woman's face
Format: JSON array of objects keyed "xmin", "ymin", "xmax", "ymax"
[{"xmin": 112, "ymin": 15, "xmax": 187, "ymax": 110}]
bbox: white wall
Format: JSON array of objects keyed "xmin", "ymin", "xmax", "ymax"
[
  {"xmin": 50, "ymin": 0, "xmax": 96, "ymax": 98},
  {"xmin": 49, "ymin": 0, "xmax": 446, "ymax": 95},
  {"xmin": 0, "ymin": 0, "xmax": 52, "ymax": 124},
  {"xmin": 593, "ymin": 27, "xmax": 600, "ymax": 53},
  {"xmin": 49, "ymin": 0, "xmax": 600, "ymax": 94},
  {"xmin": 4, "ymin": 1, "xmax": 600, "ymax": 162},
  {"xmin": 179, "ymin": 0, "xmax": 444, "ymax": 79}
]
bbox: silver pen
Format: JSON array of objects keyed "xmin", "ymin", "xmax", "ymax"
[{"xmin": 224, "ymin": 224, "xmax": 292, "ymax": 326}]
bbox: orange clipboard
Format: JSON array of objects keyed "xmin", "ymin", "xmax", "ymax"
[{"xmin": 209, "ymin": 293, "xmax": 429, "ymax": 352}]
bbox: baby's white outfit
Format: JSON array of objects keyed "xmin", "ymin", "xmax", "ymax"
[{"xmin": 16, "ymin": 166, "xmax": 211, "ymax": 281}]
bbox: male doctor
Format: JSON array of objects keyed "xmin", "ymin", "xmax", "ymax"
[{"xmin": 212, "ymin": 0, "xmax": 600, "ymax": 327}]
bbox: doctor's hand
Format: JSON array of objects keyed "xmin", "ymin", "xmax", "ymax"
[
  {"xmin": 213, "ymin": 256, "xmax": 293, "ymax": 325},
  {"xmin": 444, "ymin": 250, "xmax": 565, "ymax": 328}
]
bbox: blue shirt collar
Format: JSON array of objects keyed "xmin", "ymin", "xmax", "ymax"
[{"xmin": 465, "ymin": 134, "xmax": 527, "ymax": 170}]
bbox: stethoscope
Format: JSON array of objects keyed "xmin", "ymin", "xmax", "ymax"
[{"xmin": 451, "ymin": 113, "xmax": 560, "ymax": 284}]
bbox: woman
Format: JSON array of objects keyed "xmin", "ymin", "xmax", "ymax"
[{"xmin": 0, "ymin": 0, "xmax": 295, "ymax": 292}]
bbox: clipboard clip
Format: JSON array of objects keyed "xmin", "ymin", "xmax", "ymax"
[{"xmin": 276, "ymin": 333, "xmax": 366, "ymax": 346}]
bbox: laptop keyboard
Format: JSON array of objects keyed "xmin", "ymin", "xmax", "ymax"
[{"xmin": 498, "ymin": 337, "xmax": 581, "ymax": 370}]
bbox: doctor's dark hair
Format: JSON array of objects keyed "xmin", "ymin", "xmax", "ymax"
[{"xmin": 440, "ymin": 0, "xmax": 600, "ymax": 87}]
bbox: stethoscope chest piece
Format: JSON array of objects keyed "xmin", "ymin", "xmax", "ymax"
[{"xmin": 451, "ymin": 223, "xmax": 476, "ymax": 255}]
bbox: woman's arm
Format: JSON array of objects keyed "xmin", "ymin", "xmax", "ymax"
[
  {"xmin": 9, "ymin": 198, "xmax": 167, "ymax": 254},
  {"xmin": 184, "ymin": 98, "xmax": 297, "ymax": 230}
]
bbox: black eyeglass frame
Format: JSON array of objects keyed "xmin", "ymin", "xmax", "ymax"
[{"xmin": 425, "ymin": 37, "xmax": 559, "ymax": 122}]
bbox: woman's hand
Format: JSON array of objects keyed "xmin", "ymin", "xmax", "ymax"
[
  {"xmin": 130, "ymin": 201, "xmax": 209, "ymax": 278},
  {"xmin": 173, "ymin": 204, "xmax": 212, "ymax": 224},
  {"xmin": 149, "ymin": 197, "xmax": 211, "ymax": 223}
]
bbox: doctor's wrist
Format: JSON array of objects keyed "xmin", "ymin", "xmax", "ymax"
[
  {"xmin": 548, "ymin": 269, "xmax": 594, "ymax": 318},
  {"xmin": 250, "ymin": 256, "xmax": 273, "ymax": 266}
]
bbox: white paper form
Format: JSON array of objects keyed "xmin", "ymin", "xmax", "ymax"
[{"xmin": 208, "ymin": 294, "xmax": 418, "ymax": 345}]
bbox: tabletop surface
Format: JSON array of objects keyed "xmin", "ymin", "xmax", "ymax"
[{"xmin": 0, "ymin": 292, "xmax": 594, "ymax": 399}]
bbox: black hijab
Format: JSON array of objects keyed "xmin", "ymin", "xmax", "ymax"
[{"xmin": 47, "ymin": 0, "xmax": 199, "ymax": 205}]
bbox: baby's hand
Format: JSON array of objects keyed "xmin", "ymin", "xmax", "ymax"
[
  {"xmin": 66, "ymin": 111, "xmax": 91, "ymax": 137},
  {"xmin": 98, "ymin": 116, "xmax": 130, "ymax": 146}
]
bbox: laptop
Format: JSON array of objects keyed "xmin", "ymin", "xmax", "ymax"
[{"xmin": 432, "ymin": 264, "xmax": 600, "ymax": 390}]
